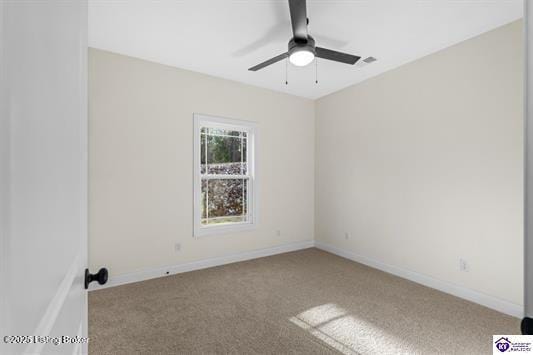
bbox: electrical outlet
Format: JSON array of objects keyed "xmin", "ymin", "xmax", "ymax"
[
  {"xmin": 459, "ymin": 258, "xmax": 469, "ymax": 272},
  {"xmin": 276, "ymin": 230, "xmax": 281, "ymax": 237},
  {"xmin": 344, "ymin": 232, "xmax": 350, "ymax": 240},
  {"xmin": 174, "ymin": 243, "xmax": 181, "ymax": 252}
]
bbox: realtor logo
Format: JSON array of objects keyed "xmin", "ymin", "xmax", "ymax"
[
  {"xmin": 494, "ymin": 337, "xmax": 511, "ymax": 352},
  {"xmin": 493, "ymin": 335, "xmax": 533, "ymax": 354}
]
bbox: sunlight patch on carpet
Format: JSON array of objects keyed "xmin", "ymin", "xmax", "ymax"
[{"xmin": 289, "ymin": 303, "xmax": 411, "ymax": 354}]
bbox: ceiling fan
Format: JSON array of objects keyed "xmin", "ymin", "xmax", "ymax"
[{"xmin": 248, "ymin": 0, "xmax": 362, "ymax": 71}]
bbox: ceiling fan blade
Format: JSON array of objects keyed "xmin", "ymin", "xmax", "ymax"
[
  {"xmin": 315, "ymin": 47, "xmax": 361, "ymax": 65},
  {"xmin": 248, "ymin": 53, "xmax": 288, "ymax": 71},
  {"xmin": 288, "ymin": 0, "xmax": 308, "ymax": 40}
]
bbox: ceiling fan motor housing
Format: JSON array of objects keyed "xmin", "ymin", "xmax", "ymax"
[{"xmin": 288, "ymin": 36, "xmax": 316, "ymax": 56}]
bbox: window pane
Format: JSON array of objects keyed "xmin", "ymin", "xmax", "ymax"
[
  {"xmin": 207, "ymin": 127, "xmax": 242, "ymax": 137},
  {"xmin": 200, "ymin": 132, "xmax": 207, "ymax": 174},
  {"xmin": 203, "ymin": 128, "xmax": 247, "ymax": 175},
  {"xmin": 201, "ymin": 178, "xmax": 248, "ymax": 226},
  {"xmin": 201, "ymin": 179, "xmax": 207, "ymax": 220},
  {"xmin": 241, "ymin": 135, "xmax": 247, "ymax": 175}
]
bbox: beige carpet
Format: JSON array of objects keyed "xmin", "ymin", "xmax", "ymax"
[{"xmin": 89, "ymin": 248, "xmax": 519, "ymax": 354}]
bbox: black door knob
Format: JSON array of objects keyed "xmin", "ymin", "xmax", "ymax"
[
  {"xmin": 522, "ymin": 317, "xmax": 533, "ymax": 335},
  {"xmin": 85, "ymin": 268, "xmax": 108, "ymax": 289}
]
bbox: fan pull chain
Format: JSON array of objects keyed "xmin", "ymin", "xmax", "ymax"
[
  {"xmin": 285, "ymin": 58, "xmax": 288, "ymax": 85},
  {"xmin": 315, "ymin": 58, "xmax": 318, "ymax": 84}
]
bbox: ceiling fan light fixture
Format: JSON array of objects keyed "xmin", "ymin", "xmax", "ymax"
[
  {"xmin": 289, "ymin": 49, "xmax": 315, "ymax": 67},
  {"xmin": 247, "ymin": 1, "xmax": 366, "ymax": 72}
]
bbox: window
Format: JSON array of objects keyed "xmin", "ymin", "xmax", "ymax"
[{"xmin": 193, "ymin": 114, "xmax": 257, "ymax": 237}]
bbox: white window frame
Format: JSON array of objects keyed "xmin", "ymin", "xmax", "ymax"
[{"xmin": 193, "ymin": 113, "xmax": 258, "ymax": 237}]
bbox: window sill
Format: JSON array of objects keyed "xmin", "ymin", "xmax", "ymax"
[{"xmin": 193, "ymin": 222, "xmax": 256, "ymax": 238}]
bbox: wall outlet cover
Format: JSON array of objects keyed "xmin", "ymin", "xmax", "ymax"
[{"xmin": 459, "ymin": 258, "xmax": 469, "ymax": 272}]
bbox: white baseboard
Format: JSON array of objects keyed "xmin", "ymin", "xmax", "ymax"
[
  {"xmin": 90, "ymin": 239, "xmax": 523, "ymax": 318},
  {"xmin": 315, "ymin": 241, "xmax": 523, "ymax": 318},
  {"xmin": 89, "ymin": 240, "xmax": 314, "ymax": 291}
]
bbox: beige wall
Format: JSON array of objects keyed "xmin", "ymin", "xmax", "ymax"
[
  {"xmin": 89, "ymin": 49, "xmax": 315, "ymax": 277},
  {"xmin": 315, "ymin": 21, "xmax": 523, "ymax": 307}
]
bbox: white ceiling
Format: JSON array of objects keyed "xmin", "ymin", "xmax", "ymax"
[{"xmin": 89, "ymin": 0, "xmax": 523, "ymax": 100}]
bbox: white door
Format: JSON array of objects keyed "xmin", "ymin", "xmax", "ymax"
[{"xmin": 1, "ymin": 1, "xmax": 90, "ymax": 354}]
